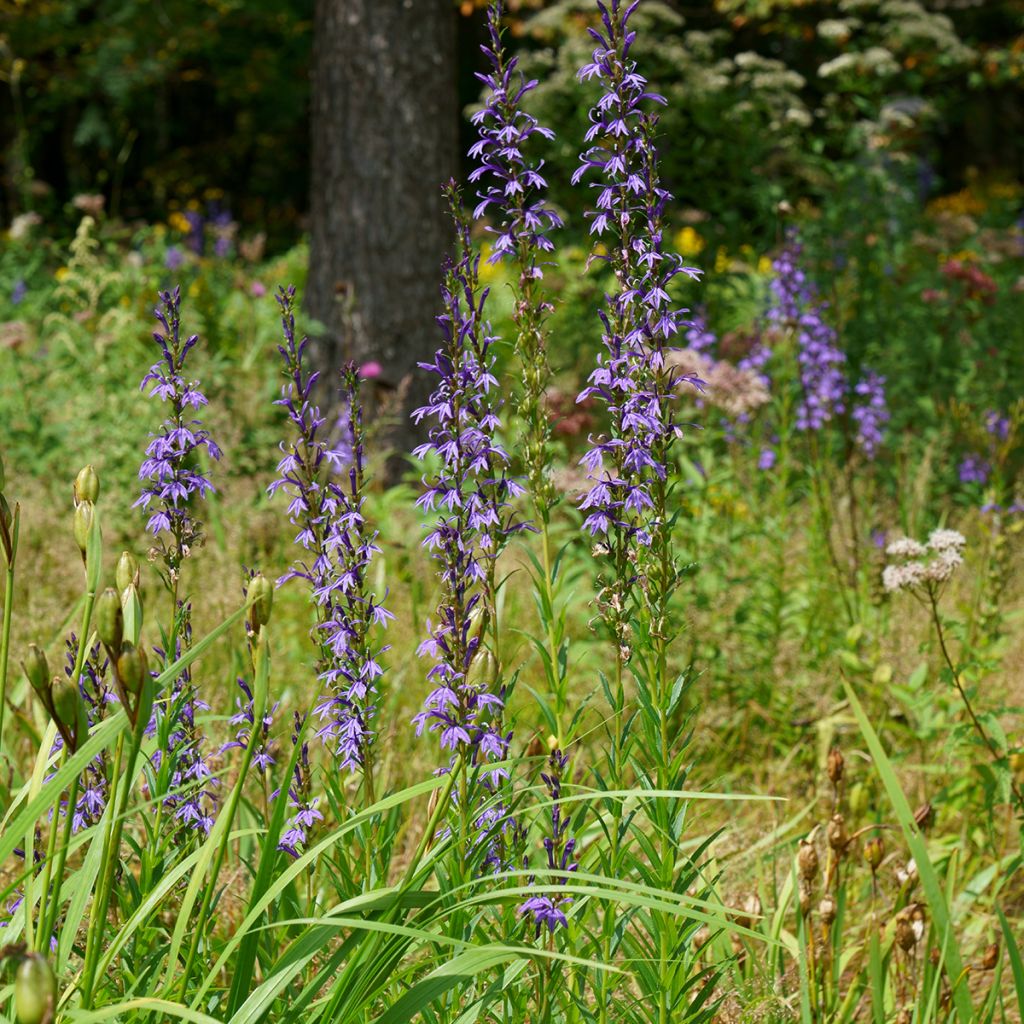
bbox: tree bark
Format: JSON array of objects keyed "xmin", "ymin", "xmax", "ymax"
[{"xmin": 308, "ymin": 0, "xmax": 458, "ymax": 475}]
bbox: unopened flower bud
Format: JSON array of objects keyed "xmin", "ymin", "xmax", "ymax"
[
  {"xmin": 73, "ymin": 500, "xmax": 95, "ymax": 554},
  {"xmin": 74, "ymin": 464, "xmax": 99, "ymax": 505},
  {"xmin": 819, "ymin": 895, "xmax": 837, "ymax": 925},
  {"xmin": 117, "ymin": 642, "xmax": 148, "ymax": 695},
  {"xmin": 14, "ymin": 953, "xmax": 57, "ymax": 1024},
  {"xmin": 827, "ymin": 746, "xmax": 844, "ymax": 786},
  {"xmin": 23, "ymin": 644, "xmax": 50, "ymax": 697},
  {"xmin": 827, "ymin": 813, "xmax": 848, "ymax": 852},
  {"xmin": 96, "ymin": 587, "xmax": 123, "ymax": 651},
  {"xmin": 247, "ymin": 573, "xmax": 274, "ymax": 631},
  {"xmin": 864, "ymin": 835, "xmax": 885, "ymax": 870},
  {"xmin": 51, "ymin": 675, "xmax": 81, "ymax": 731},
  {"xmin": 116, "ymin": 550, "xmax": 140, "ymax": 592},
  {"xmin": 797, "ymin": 839, "xmax": 818, "ymax": 883}
]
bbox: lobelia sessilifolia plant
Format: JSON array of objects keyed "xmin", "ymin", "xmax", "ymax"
[
  {"xmin": 412, "ymin": 184, "xmax": 529, "ymax": 879},
  {"xmin": 469, "ymin": 0, "xmax": 576, "ymax": 753},
  {"xmin": 569, "ymin": 3, "xmax": 717, "ymax": 1020}
]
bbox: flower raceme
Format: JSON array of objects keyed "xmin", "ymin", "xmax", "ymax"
[{"xmin": 134, "ymin": 288, "xmax": 221, "ymax": 570}]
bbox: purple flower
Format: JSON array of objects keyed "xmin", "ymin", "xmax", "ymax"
[
  {"xmin": 269, "ymin": 288, "xmax": 390, "ymax": 773},
  {"xmin": 133, "ymin": 288, "xmax": 221, "ymax": 571},
  {"xmin": 11, "ymin": 278, "xmax": 26, "ymax": 305},
  {"xmin": 852, "ymin": 370, "xmax": 889, "ymax": 459},
  {"xmin": 685, "ymin": 311, "xmax": 716, "ymax": 355},
  {"xmin": 221, "ymin": 677, "xmax": 278, "ymax": 772},
  {"xmin": 412, "ymin": 188, "xmax": 525, "ymax": 786},
  {"xmin": 165, "ymin": 246, "xmax": 185, "ymax": 271},
  {"xmin": 519, "ymin": 749, "xmax": 577, "ymax": 934},
  {"xmin": 959, "ymin": 454, "xmax": 990, "ymax": 485},
  {"xmin": 758, "ymin": 446, "xmax": 777, "ymax": 471},
  {"xmin": 985, "ymin": 410, "xmax": 1010, "ymax": 441}
]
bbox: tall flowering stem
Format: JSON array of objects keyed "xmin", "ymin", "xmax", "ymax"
[
  {"xmin": 574, "ymin": 0, "xmax": 698, "ymax": 665},
  {"xmin": 413, "ymin": 186, "xmax": 525, "ymax": 850},
  {"xmin": 135, "ymin": 287, "xmax": 221, "ymax": 589},
  {"xmin": 470, "ymin": 0, "xmax": 571, "ymax": 743},
  {"xmin": 269, "ymin": 288, "xmax": 391, "ymax": 796},
  {"xmin": 470, "ymin": 0, "xmax": 561, "ymax": 517}
]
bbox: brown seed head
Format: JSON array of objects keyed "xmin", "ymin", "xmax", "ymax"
[
  {"xmin": 797, "ymin": 839, "xmax": 819, "ymax": 883},
  {"xmin": 827, "ymin": 746, "xmax": 845, "ymax": 786},
  {"xmin": 819, "ymin": 895, "xmax": 837, "ymax": 926},
  {"xmin": 827, "ymin": 814, "xmax": 848, "ymax": 852}
]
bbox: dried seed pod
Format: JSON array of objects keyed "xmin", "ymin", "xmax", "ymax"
[
  {"xmin": 863, "ymin": 834, "xmax": 885, "ymax": 871},
  {"xmin": 14, "ymin": 953, "xmax": 57, "ymax": 1024},
  {"xmin": 913, "ymin": 802, "xmax": 933, "ymax": 831},
  {"xmin": 526, "ymin": 735, "xmax": 545, "ymax": 759},
  {"xmin": 73, "ymin": 500, "xmax": 95, "ymax": 555},
  {"xmin": 819, "ymin": 894, "xmax": 837, "ymax": 926},
  {"xmin": 827, "ymin": 746, "xmax": 844, "ymax": 786},
  {"xmin": 980, "ymin": 943, "xmax": 999, "ymax": 971},
  {"xmin": 247, "ymin": 573, "xmax": 274, "ymax": 631},
  {"xmin": 23, "ymin": 644, "xmax": 50, "ymax": 698},
  {"xmin": 116, "ymin": 550, "xmax": 140, "ymax": 591},
  {"xmin": 797, "ymin": 839, "xmax": 819, "ymax": 883},
  {"xmin": 798, "ymin": 880, "xmax": 813, "ymax": 917},
  {"xmin": 894, "ymin": 906, "xmax": 922, "ymax": 952},
  {"xmin": 827, "ymin": 814, "xmax": 848, "ymax": 852},
  {"xmin": 95, "ymin": 587, "xmax": 123, "ymax": 652},
  {"xmin": 736, "ymin": 892, "xmax": 762, "ymax": 930},
  {"xmin": 117, "ymin": 642, "xmax": 149, "ymax": 696}
]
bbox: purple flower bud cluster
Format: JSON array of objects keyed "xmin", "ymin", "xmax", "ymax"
[
  {"xmin": 412, "ymin": 191, "xmax": 524, "ymax": 774},
  {"xmin": 959, "ymin": 454, "xmax": 990, "ymax": 485},
  {"xmin": 269, "ymin": 288, "xmax": 391, "ymax": 773},
  {"xmin": 572, "ymin": 0, "xmax": 701, "ymax": 546},
  {"xmin": 279, "ymin": 713, "xmax": 323, "ymax": 857},
  {"xmin": 469, "ymin": 1, "xmax": 561, "ymax": 268},
  {"xmin": 852, "ymin": 370, "xmax": 889, "ymax": 460},
  {"xmin": 148, "ymin": 605, "xmax": 217, "ymax": 835},
  {"xmin": 134, "ymin": 288, "xmax": 221, "ymax": 568},
  {"xmin": 518, "ymin": 749, "xmax": 577, "ymax": 934}
]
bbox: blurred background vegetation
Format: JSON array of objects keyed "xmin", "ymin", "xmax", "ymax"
[{"xmin": 1, "ymin": 0, "xmax": 1021, "ymax": 252}]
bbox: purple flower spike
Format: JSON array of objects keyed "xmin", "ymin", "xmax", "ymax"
[
  {"xmin": 519, "ymin": 749, "xmax": 577, "ymax": 934},
  {"xmin": 412, "ymin": 187, "xmax": 526, "ymax": 785},
  {"xmin": 134, "ymin": 287, "xmax": 221, "ymax": 573},
  {"xmin": 852, "ymin": 370, "xmax": 889, "ymax": 459},
  {"xmin": 571, "ymin": 0, "xmax": 698, "ymax": 639},
  {"xmin": 469, "ymin": 1, "xmax": 562, "ymax": 269},
  {"xmin": 269, "ymin": 288, "xmax": 390, "ymax": 773}
]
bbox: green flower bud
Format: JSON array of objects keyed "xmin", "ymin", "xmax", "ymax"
[
  {"xmin": 14, "ymin": 953, "xmax": 57, "ymax": 1024},
  {"xmin": 51, "ymin": 675, "xmax": 82, "ymax": 731},
  {"xmin": 74, "ymin": 464, "xmax": 99, "ymax": 505},
  {"xmin": 115, "ymin": 550, "xmax": 140, "ymax": 592},
  {"xmin": 73, "ymin": 500, "xmax": 95, "ymax": 555},
  {"xmin": 23, "ymin": 644, "xmax": 50, "ymax": 698},
  {"xmin": 96, "ymin": 587, "xmax": 123, "ymax": 651},
  {"xmin": 247, "ymin": 573, "xmax": 274, "ymax": 631},
  {"xmin": 117, "ymin": 642, "xmax": 148, "ymax": 695}
]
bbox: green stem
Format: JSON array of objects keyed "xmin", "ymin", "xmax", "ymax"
[
  {"xmin": 40, "ymin": 774, "xmax": 79, "ymax": 946},
  {"xmin": 0, "ymin": 559, "xmax": 15, "ymax": 749}
]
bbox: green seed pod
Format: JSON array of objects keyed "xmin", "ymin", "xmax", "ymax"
[
  {"xmin": 116, "ymin": 550, "xmax": 140, "ymax": 592},
  {"xmin": 117, "ymin": 642, "xmax": 148, "ymax": 696},
  {"xmin": 95, "ymin": 587, "xmax": 124, "ymax": 651},
  {"xmin": 247, "ymin": 573, "xmax": 274, "ymax": 631},
  {"xmin": 74, "ymin": 464, "xmax": 99, "ymax": 505},
  {"xmin": 23, "ymin": 644, "xmax": 50, "ymax": 697},
  {"xmin": 863, "ymin": 835, "xmax": 885, "ymax": 871},
  {"xmin": 14, "ymin": 953, "xmax": 57, "ymax": 1024},
  {"xmin": 51, "ymin": 675, "xmax": 82, "ymax": 731},
  {"xmin": 73, "ymin": 500, "xmax": 95, "ymax": 555}
]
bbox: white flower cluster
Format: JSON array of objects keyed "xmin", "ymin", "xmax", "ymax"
[{"xmin": 883, "ymin": 529, "xmax": 966, "ymax": 593}]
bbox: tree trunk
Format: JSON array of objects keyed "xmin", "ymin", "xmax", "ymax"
[{"xmin": 308, "ymin": 0, "xmax": 458, "ymax": 476}]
